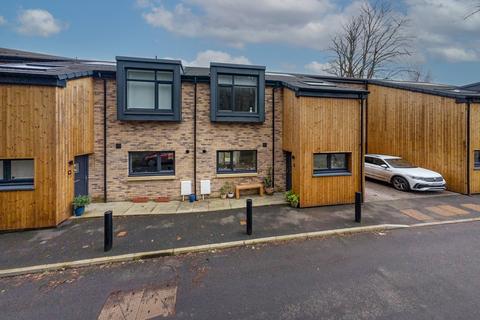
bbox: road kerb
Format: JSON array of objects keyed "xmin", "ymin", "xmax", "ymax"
[{"xmin": 410, "ymin": 217, "xmax": 480, "ymax": 227}]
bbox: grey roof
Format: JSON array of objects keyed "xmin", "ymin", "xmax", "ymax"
[
  {"xmin": 0, "ymin": 47, "xmax": 72, "ymax": 63},
  {"xmin": 0, "ymin": 48, "xmax": 475, "ymax": 101}
]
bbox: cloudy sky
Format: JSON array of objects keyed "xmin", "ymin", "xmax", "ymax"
[{"xmin": 0, "ymin": 0, "xmax": 479, "ymax": 85}]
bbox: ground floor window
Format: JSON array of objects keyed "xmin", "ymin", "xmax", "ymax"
[
  {"xmin": 475, "ymin": 151, "xmax": 480, "ymax": 169},
  {"xmin": 313, "ymin": 153, "xmax": 350, "ymax": 176},
  {"xmin": 0, "ymin": 159, "xmax": 34, "ymax": 190},
  {"xmin": 129, "ymin": 151, "xmax": 175, "ymax": 176},
  {"xmin": 217, "ymin": 150, "xmax": 257, "ymax": 173}
]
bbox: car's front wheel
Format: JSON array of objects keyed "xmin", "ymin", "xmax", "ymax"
[{"xmin": 392, "ymin": 176, "xmax": 410, "ymax": 191}]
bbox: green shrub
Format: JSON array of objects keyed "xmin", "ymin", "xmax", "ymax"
[
  {"xmin": 285, "ymin": 190, "xmax": 300, "ymax": 208},
  {"xmin": 73, "ymin": 195, "xmax": 91, "ymax": 208},
  {"xmin": 263, "ymin": 167, "xmax": 273, "ymax": 188}
]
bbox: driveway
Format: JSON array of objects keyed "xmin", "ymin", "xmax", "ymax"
[{"xmin": 365, "ymin": 179, "xmax": 457, "ymax": 202}]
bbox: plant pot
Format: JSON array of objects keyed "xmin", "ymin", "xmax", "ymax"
[
  {"xmin": 74, "ymin": 206, "xmax": 85, "ymax": 217},
  {"xmin": 220, "ymin": 194, "xmax": 227, "ymax": 199},
  {"xmin": 265, "ymin": 187, "xmax": 274, "ymax": 195},
  {"xmin": 227, "ymin": 192, "xmax": 234, "ymax": 198},
  {"xmin": 189, "ymin": 194, "xmax": 196, "ymax": 202}
]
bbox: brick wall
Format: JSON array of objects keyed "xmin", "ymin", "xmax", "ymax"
[{"xmin": 89, "ymin": 79, "xmax": 285, "ymax": 202}]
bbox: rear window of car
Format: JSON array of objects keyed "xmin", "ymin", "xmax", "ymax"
[{"xmin": 385, "ymin": 158, "xmax": 416, "ymax": 168}]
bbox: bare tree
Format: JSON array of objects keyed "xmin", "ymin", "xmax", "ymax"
[
  {"xmin": 403, "ymin": 64, "xmax": 433, "ymax": 82},
  {"xmin": 326, "ymin": 1, "xmax": 413, "ymax": 79},
  {"xmin": 465, "ymin": 4, "xmax": 480, "ymax": 19}
]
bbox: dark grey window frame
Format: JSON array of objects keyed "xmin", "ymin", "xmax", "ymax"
[
  {"xmin": 0, "ymin": 159, "xmax": 34, "ymax": 191},
  {"xmin": 216, "ymin": 150, "xmax": 258, "ymax": 174},
  {"xmin": 117, "ymin": 57, "xmax": 182, "ymax": 121},
  {"xmin": 128, "ymin": 151, "xmax": 175, "ymax": 177},
  {"xmin": 210, "ymin": 63, "xmax": 265, "ymax": 123},
  {"xmin": 313, "ymin": 153, "xmax": 351, "ymax": 177},
  {"xmin": 475, "ymin": 150, "xmax": 480, "ymax": 170}
]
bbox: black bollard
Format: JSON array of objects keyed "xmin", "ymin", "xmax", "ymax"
[
  {"xmin": 104, "ymin": 210, "xmax": 113, "ymax": 252},
  {"xmin": 355, "ymin": 192, "xmax": 362, "ymax": 223},
  {"xmin": 246, "ymin": 199, "xmax": 253, "ymax": 235}
]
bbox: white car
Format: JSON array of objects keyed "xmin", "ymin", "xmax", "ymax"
[{"xmin": 365, "ymin": 154, "xmax": 446, "ymax": 192}]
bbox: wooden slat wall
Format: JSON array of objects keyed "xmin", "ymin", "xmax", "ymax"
[
  {"xmin": 0, "ymin": 85, "xmax": 57, "ymax": 230},
  {"xmin": 470, "ymin": 103, "xmax": 480, "ymax": 193},
  {"xmin": 367, "ymin": 84, "xmax": 467, "ymax": 194},
  {"xmin": 55, "ymin": 77, "xmax": 94, "ymax": 224},
  {"xmin": 283, "ymin": 89, "xmax": 362, "ymax": 207},
  {"xmin": 0, "ymin": 78, "xmax": 94, "ymax": 230}
]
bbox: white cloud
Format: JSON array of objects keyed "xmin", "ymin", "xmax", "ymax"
[
  {"xmin": 406, "ymin": 0, "xmax": 480, "ymax": 62},
  {"xmin": 429, "ymin": 47, "xmax": 478, "ymax": 62},
  {"xmin": 0, "ymin": 16, "xmax": 6, "ymax": 26},
  {"xmin": 17, "ymin": 9, "xmax": 64, "ymax": 37},
  {"xmin": 170, "ymin": 50, "xmax": 251, "ymax": 67},
  {"xmin": 305, "ymin": 61, "xmax": 331, "ymax": 75},
  {"xmin": 140, "ymin": 0, "xmax": 362, "ymax": 49}
]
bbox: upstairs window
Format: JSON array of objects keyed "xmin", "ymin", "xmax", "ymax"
[
  {"xmin": 313, "ymin": 153, "xmax": 350, "ymax": 176},
  {"xmin": 117, "ymin": 57, "xmax": 182, "ymax": 121},
  {"xmin": 0, "ymin": 159, "xmax": 34, "ymax": 191},
  {"xmin": 210, "ymin": 63, "xmax": 265, "ymax": 123},
  {"xmin": 218, "ymin": 75, "xmax": 258, "ymax": 113},
  {"xmin": 126, "ymin": 69, "xmax": 173, "ymax": 110}
]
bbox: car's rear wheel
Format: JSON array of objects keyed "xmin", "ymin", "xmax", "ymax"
[{"xmin": 392, "ymin": 176, "xmax": 410, "ymax": 191}]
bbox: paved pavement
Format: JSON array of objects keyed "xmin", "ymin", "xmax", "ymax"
[
  {"xmin": 2, "ymin": 222, "xmax": 480, "ymax": 319},
  {"xmin": 82, "ymin": 193, "xmax": 287, "ymax": 218},
  {"xmin": 2, "ymin": 193, "xmax": 480, "ymax": 270}
]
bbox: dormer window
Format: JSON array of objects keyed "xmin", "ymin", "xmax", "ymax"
[
  {"xmin": 210, "ymin": 63, "xmax": 265, "ymax": 123},
  {"xmin": 116, "ymin": 57, "xmax": 182, "ymax": 121}
]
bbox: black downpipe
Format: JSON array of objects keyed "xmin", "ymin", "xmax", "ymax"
[
  {"xmin": 360, "ymin": 95, "xmax": 365, "ymax": 202},
  {"xmin": 103, "ymin": 78, "xmax": 107, "ymax": 203},
  {"xmin": 193, "ymin": 77, "xmax": 197, "ymax": 196},
  {"xmin": 271, "ymin": 86, "xmax": 276, "ymax": 189},
  {"xmin": 364, "ymin": 81, "xmax": 369, "ymax": 152},
  {"xmin": 467, "ymin": 100, "xmax": 471, "ymax": 195}
]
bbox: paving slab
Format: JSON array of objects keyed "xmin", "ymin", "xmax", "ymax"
[{"xmin": 124, "ymin": 202, "xmax": 157, "ymax": 215}]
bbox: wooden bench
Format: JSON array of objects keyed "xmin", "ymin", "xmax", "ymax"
[{"xmin": 235, "ymin": 183, "xmax": 264, "ymax": 199}]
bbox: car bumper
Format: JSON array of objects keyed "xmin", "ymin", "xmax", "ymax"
[{"xmin": 411, "ymin": 183, "xmax": 446, "ymax": 191}]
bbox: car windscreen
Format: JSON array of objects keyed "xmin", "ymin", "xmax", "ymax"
[{"xmin": 384, "ymin": 159, "xmax": 416, "ymax": 168}]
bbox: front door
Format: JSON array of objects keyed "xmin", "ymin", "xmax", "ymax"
[
  {"xmin": 285, "ymin": 152, "xmax": 292, "ymax": 191},
  {"xmin": 74, "ymin": 155, "xmax": 89, "ymax": 196}
]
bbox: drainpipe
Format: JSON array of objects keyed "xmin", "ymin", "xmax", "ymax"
[
  {"xmin": 364, "ymin": 81, "xmax": 369, "ymax": 152},
  {"xmin": 271, "ymin": 85, "xmax": 276, "ymax": 189},
  {"xmin": 193, "ymin": 77, "xmax": 197, "ymax": 196},
  {"xmin": 360, "ymin": 94, "xmax": 365, "ymax": 202},
  {"xmin": 103, "ymin": 78, "xmax": 108, "ymax": 203},
  {"xmin": 467, "ymin": 99, "xmax": 471, "ymax": 195}
]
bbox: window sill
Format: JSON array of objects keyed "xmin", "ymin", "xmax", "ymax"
[
  {"xmin": 313, "ymin": 172, "xmax": 352, "ymax": 177},
  {"xmin": 216, "ymin": 173, "xmax": 258, "ymax": 178},
  {"xmin": 0, "ymin": 185, "xmax": 35, "ymax": 191},
  {"xmin": 127, "ymin": 175, "xmax": 176, "ymax": 182}
]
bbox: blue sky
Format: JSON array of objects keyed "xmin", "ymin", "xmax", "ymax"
[{"xmin": 1, "ymin": 0, "xmax": 479, "ymax": 85}]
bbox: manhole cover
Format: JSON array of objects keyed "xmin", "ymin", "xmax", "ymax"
[{"xmin": 98, "ymin": 285, "xmax": 177, "ymax": 319}]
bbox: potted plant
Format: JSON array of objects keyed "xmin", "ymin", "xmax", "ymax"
[
  {"xmin": 226, "ymin": 182, "xmax": 235, "ymax": 198},
  {"xmin": 219, "ymin": 184, "xmax": 228, "ymax": 199},
  {"xmin": 263, "ymin": 167, "xmax": 274, "ymax": 195},
  {"xmin": 285, "ymin": 190, "xmax": 300, "ymax": 208},
  {"xmin": 73, "ymin": 195, "xmax": 91, "ymax": 217}
]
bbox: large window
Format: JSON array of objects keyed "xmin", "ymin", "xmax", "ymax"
[
  {"xmin": 475, "ymin": 151, "xmax": 480, "ymax": 170},
  {"xmin": 129, "ymin": 151, "xmax": 175, "ymax": 176},
  {"xmin": 217, "ymin": 150, "xmax": 257, "ymax": 174},
  {"xmin": 117, "ymin": 57, "xmax": 182, "ymax": 121},
  {"xmin": 126, "ymin": 69, "xmax": 173, "ymax": 110},
  {"xmin": 210, "ymin": 63, "xmax": 265, "ymax": 122},
  {"xmin": 313, "ymin": 153, "xmax": 350, "ymax": 176},
  {"xmin": 0, "ymin": 159, "xmax": 34, "ymax": 190},
  {"xmin": 218, "ymin": 75, "xmax": 258, "ymax": 113}
]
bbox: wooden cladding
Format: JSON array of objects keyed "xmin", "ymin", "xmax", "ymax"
[
  {"xmin": 283, "ymin": 89, "xmax": 363, "ymax": 207},
  {"xmin": 470, "ymin": 103, "xmax": 480, "ymax": 194},
  {"xmin": 367, "ymin": 84, "xmax": 468, "ymax": 194},
  {"xmin": 0, "ymin": 78, "xmax": 94, "ymax": 230}
]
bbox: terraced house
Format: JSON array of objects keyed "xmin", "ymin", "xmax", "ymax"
[{"xmin": 0, "ymin": 48, "xmax": 367, "ymax": 230}]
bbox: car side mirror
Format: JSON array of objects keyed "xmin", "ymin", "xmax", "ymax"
[{"xmin": 380, "ymin": 164, "xmax": 388, "ymax": 169}]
